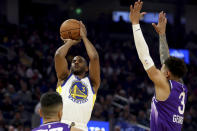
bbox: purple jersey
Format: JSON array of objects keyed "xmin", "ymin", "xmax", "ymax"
[
  {"xmin": 32, "ymin": 122, "xmax": 70, "ymax": 131},
  {"xmin": 150, "ymin": 80, "xmax": 187, "ymax": 131}
]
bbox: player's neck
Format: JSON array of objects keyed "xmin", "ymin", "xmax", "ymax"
[
  {"xmin": 75, "ymin": 74, "xmax": 86, "ymax": 79},
  {"xmin": 43, "ymin": 118, "xmax": 60, "ymax": 124},
  {"xmin": 170, "ymin": 76, "xmax": 181, "ymax": 83}
]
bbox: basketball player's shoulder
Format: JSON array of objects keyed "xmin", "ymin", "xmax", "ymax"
[{"xmin": 57, "ymin": 73, "xmax": 73, "ymax": 86}]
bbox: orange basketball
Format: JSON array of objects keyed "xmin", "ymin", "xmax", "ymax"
[{"xmin": 60, "ymin": 19, "xmax": 81, "ymax": 40}]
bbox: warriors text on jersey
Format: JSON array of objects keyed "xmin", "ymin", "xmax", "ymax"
[
  {"xmin": 150, "ymin": 80, "xmax": 187, "ymax": 131},
  {"xmin": 32, "ymin": 122, "xmax": 70, "ymax": 131},
  {"xmin": 56, "ymin": 73, "xmax": 96, "ymax": 131}
]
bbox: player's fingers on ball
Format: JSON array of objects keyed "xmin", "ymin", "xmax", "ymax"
[
  {"xmin": 80, "ymin": 21, "xmax": 84, "ymax": 26},
  {"xmin": 79, "ymin": 21, "xmax": 83, "ymax": 26},
  {"xmin": 81, "ymin": 22, "xmax": 86, "ymax": 28}
]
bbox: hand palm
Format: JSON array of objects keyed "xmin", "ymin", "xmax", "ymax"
[{"xmin": 129, "ymin": 0, "xmax": 146, "ymax": 24}]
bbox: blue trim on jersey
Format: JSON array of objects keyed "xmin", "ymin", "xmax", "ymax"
[
  {"xmin": 88, "ymin": 76, "xmax": 95, "ymax": 94},
  {"xmin": 75, "ymin": 75, "xmax": 81, "ymax": 80},
  {"xmin": 61, "ymin": 73, "xmax": 73, "ymax": 87}
]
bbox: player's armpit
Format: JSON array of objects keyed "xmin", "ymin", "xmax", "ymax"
[{"xmin": 146, "ymin": 66, "xmax": 169, "ymax": 89}]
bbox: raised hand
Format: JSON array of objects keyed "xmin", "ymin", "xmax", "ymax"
[
  {"xmin": 129, "ymin": 0, "xmax": 146, "ymax": 25},
  {"xmin": 80, "ymin": 21, "xmax": 87, "ymax": 39},
  {"xmin": 152, "ymin": 11, "xmax": 167, "ymax": 35}
]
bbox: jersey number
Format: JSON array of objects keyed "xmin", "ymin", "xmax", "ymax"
[{"xmin": 178, "ymin": 92, "xmax": 185, "ymax": 115}]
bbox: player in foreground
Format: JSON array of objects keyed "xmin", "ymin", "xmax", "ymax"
[
  {"xmin": 32, "ymin": 92, "xmax": 82, "ymax": 131},
  {"xmin": 129, "ymin": 1, "xmax": 188, "ymax": 130},
  {"xmin": 55, "ymin": 21, "xmax": 100, "ymax": 131}
]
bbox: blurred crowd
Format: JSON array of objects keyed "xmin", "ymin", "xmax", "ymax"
[{"xmin": 0, "ymin": 12, "xmax": 197, "ymax": 131}]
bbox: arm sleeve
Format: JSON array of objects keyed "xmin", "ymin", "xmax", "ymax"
[{"xmin": 132, "ymin": 24, "xmax": 154, "ymax": 70}]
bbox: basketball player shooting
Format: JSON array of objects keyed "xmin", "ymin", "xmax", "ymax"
[
  {"xmin": 55, "ymin": 21, "xmax": 100, "ymax": 131},
  {"xmin": 129, "ymin": 0, "xmax": 188, "ymax": 130},
  {"xmin": 32, "ymin": 92, "xmax": 82, "ymax": 131}
]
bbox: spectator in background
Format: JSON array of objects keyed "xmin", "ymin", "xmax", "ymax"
[
  {"xmin": 31, "ymin": 103, "xmax": 41, "ymax": 129},
  {"xmin": 17, "ymin": 80, "xmax": 32, "ymax": 105},
  {"xmin": 0, "ymin": 110, "xmax": 5, "ymax": 131}
]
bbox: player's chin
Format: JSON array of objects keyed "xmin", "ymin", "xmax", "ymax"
[{"xmin": 72, "ymin": 69, "xmax": 82, "ymax": 75}]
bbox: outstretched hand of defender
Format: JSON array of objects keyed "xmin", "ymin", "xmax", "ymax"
[
  {"xmin": 152, "ymin": 11, "xmax": 167, "ymax": 35},
  {"xmin": 60, "ymin": 37, "xmax": 81, "ymax": 46},
  {"xmin": 80, "ymin": 21, "xmax": 87, "ymax": 39},
  {"xmin": 129, "ymin": 0, "xmax": 146, "ymax": 25}
]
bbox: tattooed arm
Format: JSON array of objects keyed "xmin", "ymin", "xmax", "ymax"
[
  {"xmin": 153, "ymin": 12, "xmax": 184, "ymax": 83},
  {"xmin": 159, "ymin": 34, "xmax": 170, "ymax": 64},
  {"xmin": 152, "ymin": 11, "xmax": 169, "ymax": 65}
]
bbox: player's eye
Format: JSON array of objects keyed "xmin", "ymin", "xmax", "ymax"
[{"xmin": 72, "ymin": 60, "xmax": 76, "ymax": 63}]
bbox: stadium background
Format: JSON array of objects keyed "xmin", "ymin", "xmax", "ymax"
[{"xmin": 0, "ymin": 0, "xmax": 197, "ymax": 130}]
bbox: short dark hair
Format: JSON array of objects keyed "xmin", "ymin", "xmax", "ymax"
[
  {"xmin": 40, "ymin": 92, "xmax": 62, "ymax": 118},
  {"xmin": 164, "ymin": 56, "xmax": 188, "ymax": 78}
]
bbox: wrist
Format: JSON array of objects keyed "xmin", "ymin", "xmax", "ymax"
[
  {"xmin": 132, "ymin": 22, "xmax": 139, "ymax": 25},
  {"xmin": 132, "ymin": 24, "xmax": 140, "ymax": 31},
  {"xmin": 65, "ymin": 41, "xmax": 74, "ymax": 46},
  {"xmin": 82, "ymin": 36, "xmax": 88, "ymax": 40},
  {"xmin": 159, "ymin": 33, "xmax": 166, "ymax": 37}
]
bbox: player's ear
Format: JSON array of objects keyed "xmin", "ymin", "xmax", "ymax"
[
  {"xmin": 166, "ymin": 70, "xmax": 171, "ymax": 79},
  {"xmin": 85, "ymin": 66, "xmax": 88, "ymax": 72},
  {"xmin": 39, "ymin": 108, "xmax": 42, "ymax": 117}
]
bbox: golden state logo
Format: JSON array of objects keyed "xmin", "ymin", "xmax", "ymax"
[{"xmin": 68, "ymin": 81, "xmax": 88, "ymax": 104}]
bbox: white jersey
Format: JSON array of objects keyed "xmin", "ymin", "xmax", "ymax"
[{"xmin": 56, "ymin": 73, "xmax": 96, "ymax": 131}]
